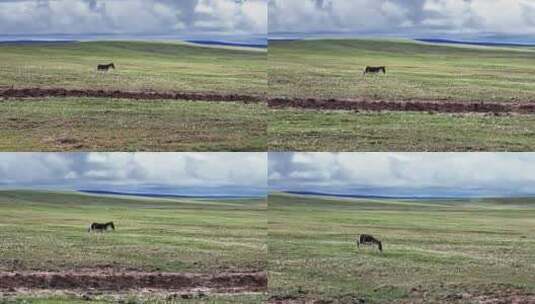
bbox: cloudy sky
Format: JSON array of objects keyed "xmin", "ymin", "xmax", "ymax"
[
  {"xmin": 0, "ymin": 153, "xmax": 267, "ymax": 197},
  {"xmin": 269, "ymin": 153, "xmax": 535, "ymax": 198},
  {"xmin": 269, "ymin": 0, "xmax": 535, "ymax": 41},
  {"xmin": 0, "ymin": 0, "xmax": 266, "ymax": 38}
]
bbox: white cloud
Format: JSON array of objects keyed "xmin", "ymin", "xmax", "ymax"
[
  {"xmin": 269, "ymin": 153, "xmax": 535, "ymax": 196},
  {"xmin": 0, "ymin": 153, "xmax": 267, "ymax": 193},
  {"xmin": 0, "ymin": 0, "xmax": 267, "ymax": 36},
  {"xmin": 269, "ymin": 0, "xmax": 535, "ymax": 38}
]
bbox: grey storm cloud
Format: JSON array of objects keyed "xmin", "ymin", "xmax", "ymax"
[
  {"xmin": 269, "ymin": 153, "xmax": 535, "ymax": 197},
  {"xmin": 269, "ymin": 0, "xmax": 535, "ymax": 37},
  {"xmin": 0, "ymin": 0, "xmax": 267, "ymax": 36}
]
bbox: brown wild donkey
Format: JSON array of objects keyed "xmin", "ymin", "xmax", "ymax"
[
  {"xmin": 363, "ymin": 66, "xmax": 386, "ymax": 75},
  {"xmin": 356, "ymin": 234, "xmax": 383, "ymax": 252},
  {"xmin": 97, "ymin": 63, "xmax": 115, "ymax": 71},
  {"xmin": 88, "ymin": 222, "xmax": 115, "ymax": 232}
]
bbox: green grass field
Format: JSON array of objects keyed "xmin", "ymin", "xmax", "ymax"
[
  {"xmin": 0, "ymin": 98, "xmax": 267, "ymax": 151},
  {"xmin": 268, "ymin": 39, "xmax": 535, "ymax": 152},
  {"xmin": 0, "ymin": 190, "xmax": 266, "ymax": 272},
  {"xmin": 269, "ymin": 39, "xmax": 535, "ymax": 102},
  {"xmin": 269, "ymin": 109, "xmax": 535, "ymax": 151},
  {"xmin": 0, "ymin": 41, "xmax": 267, "ymax": 152},
  {"xmin": 0, "ymin": 190, "xmax": 266, "ymax": 303},
  {"xmin": 0, "ymin": 41, "xmax": 266, "ymax": 95},
  {"xmin": 268, "ymin": 193, "xmax": 535, "ymax": 303}
]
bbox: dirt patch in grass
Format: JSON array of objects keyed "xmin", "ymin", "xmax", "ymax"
[
  {"xmin": 0, "ymin": 271, "xmax": 266, "ymax": 293},
  {"xmin": 0, "ymin": 87, "xmax": 263, "ymax": 103},
  {"xmin": 268, "ymin": 288, "xmax": 368, "ymax": 304},
  {"xmin": 267, "ymin": 284, "xmax": 535, "ymax": 304},
  {"xmin": 269, "ymin": 97, "xmax": 535, "ymax": 114},
  {"xmin": 401, "ymin": 283, "xmax": 535, "ymax": 304},
  {"xmin": 268, "ymin": 294, "xmax": 367, "ymax": 304}
]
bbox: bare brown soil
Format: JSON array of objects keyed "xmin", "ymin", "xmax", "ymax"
[
  {"xmin": 268, "ymin": 284, "xmax": 535, "ymax": 304},
  {"xmin": 0, "ymin": 271, "xmax": 267, "ymax": 293},
  {"xmin": 0, "ymin": 87, "xmax": 262, "ymax": 103},
  {"xmin": 401, "ymin": 283, "xmax": 535, "ymax": 304},
  {"xmin": 4, "ymin": 87, "xmax": 535, "ymax": 115},
  {"xmin": 268, "ymin": 97, "xmax": 535, "ymax": 114}
]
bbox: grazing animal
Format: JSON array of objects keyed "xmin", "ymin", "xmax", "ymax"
[
  {"xmin": 356, "ymin": 234, "xmax": 383, "ymax": 252},
  {"xmin": 97, "ymin": 63, "xmax": 115, "ymax": 71},
  {"xmin": 88, "ymin": 222, "xmax": 115, "ymax": 233},
  {"xmin": 363, "ymin": 66, "xmax": 386, "ymax": 75}
]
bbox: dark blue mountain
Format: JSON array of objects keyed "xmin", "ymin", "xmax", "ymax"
[
  {"xmin": 284, "ymin": 191, "xmax": 461, "ymax": 200},
  {"xmin": 0, "ymin": 40, "xmax": 77, "ymax": 45},
  {"xmin": 78, "ymin": 190, "xmax": 263, "ymax": 199},
  {"xmin": 186, "ymin": 40, "xmax": 267, "ymax": 48},
  {"xmin": 416, "ymin": 38, "xmax": 535, "ymax": 47}
]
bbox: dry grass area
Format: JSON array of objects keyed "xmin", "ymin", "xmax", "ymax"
[{"xmin": 0, "ymin": 97, "xmax": 267, "ymax": 151}]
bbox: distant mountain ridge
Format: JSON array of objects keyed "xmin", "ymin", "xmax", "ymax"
[
  {"xmin": 186, "ymin": 40, "xmax": 267, "ymax": 48},
  {"xmin": 78, "ymin": 190, "xmax": 264, "ymax": 199},
  {"xmin": 415, "ymin": 38, "xmax": 535, "ymax": 47},
  {"xmin": 283, "ymin": 191, "xmax": 468, "ymax": 200},
  {"xmin": 0, "ymin": 40, "xmax": 77, "ymax": 45}
]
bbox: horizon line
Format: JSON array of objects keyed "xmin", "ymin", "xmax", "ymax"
[{"xmin": 271, "ymin": 190, "xmax": 535, "ymax": 200}]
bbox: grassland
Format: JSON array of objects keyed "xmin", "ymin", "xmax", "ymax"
[
  {"xmin": 269, "ymin": 39, "xmax": 535, "ymax": 102},
  {"xmin": 0, "ymin": 190, "xmax": 266, "ymax": 272},
  {"xmin": 0, "ymin": 190, "xmax": 266, "ymax": 303},
  {"xmin": 0, "ymin": 41, "xmax": 266, "ymax": 95},
  {"xmin": 0, "ymin": 98, "xmax": 267, "ymax": 151},
  {"xmin": 269, "ymin": 109, "xmax": 535, "ymax": 151},
  {"xmin": 268, "ymin": 39, "xmax": 535, "ymax": 151},
  {"xmin": 268, "ymin": 193, "xmax": 535, "ymax": 303},
  {"xmin": 0, "ymin": 41, "xmax": 267, "ymax": 151}
]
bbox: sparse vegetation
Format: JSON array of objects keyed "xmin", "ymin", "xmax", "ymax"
[
  {"xmin": 0, "ymin": 98, "xmax": 267, "ymax": 151},
  {"xmin": 0, "ymin": 190, "xmax": 266, "ymax": 272},
  {"xmin": 0, "ymin": 190, "xmax": 267, "ymax": 303},
  {"xmin": 269, "ymin": 109, "xmax": 535, "ymax": 151},
  {"xmin": 268, "ymin": 193, "xmax": 535, "ymax": 303}
]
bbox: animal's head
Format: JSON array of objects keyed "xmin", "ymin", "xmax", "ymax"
[
  {"xmin": 110, "ymin": 63, "xmax": 116, "ymax": 69},
  {"xmin": 378, "ymin": 241, "xmax": 383, "ymax": 252},
  {"xmin": 110, "ymin": 222, "xmax": 115, "ymax": 230}
]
